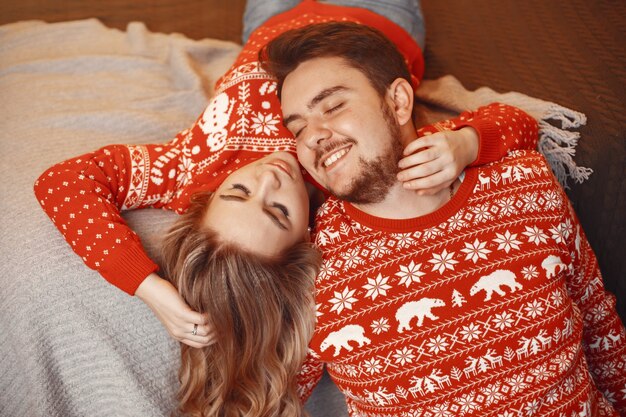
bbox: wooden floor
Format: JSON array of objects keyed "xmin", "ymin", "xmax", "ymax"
[{"xmin": 0, "ymin": 0, "xmax": 247, "ymax": 43}]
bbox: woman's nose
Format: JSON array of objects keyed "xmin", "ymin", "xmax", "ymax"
[{"xmin": 257, "ymin": 168, "xmax": 281, "ymax": 192}]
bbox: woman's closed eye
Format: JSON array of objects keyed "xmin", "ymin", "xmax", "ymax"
[{"xmin": 272, "ymin": 203, "xmax": 289, "ymax": 218}]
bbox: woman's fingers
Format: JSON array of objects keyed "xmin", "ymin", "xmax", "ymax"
[
  {"xmin": 402, "ymin": 134, "xmax": 436, "ymax": 156},
  {"xmin": 402, "ymin": 169, "xmax": 454, "ymax": 194}
]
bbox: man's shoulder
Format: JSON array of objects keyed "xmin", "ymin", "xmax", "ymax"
[
  {"xmin": 474, "ymin": 149, "xmax": 551, "ymax": 176},
  {"xmin": 469, "ymin": 149, "xmax": 562, "ymax": 196}
]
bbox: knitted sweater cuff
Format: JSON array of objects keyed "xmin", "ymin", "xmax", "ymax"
[
  {"xmin": 101, "ymin": 242, "xmax": 159, "ymax": 296},
  {"xmin": 456, "ymin": 118, "xmax": 502, "ymax": 167}
]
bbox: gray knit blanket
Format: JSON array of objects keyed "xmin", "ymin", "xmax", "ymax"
[{"xmin": 0, "ymin": 18, "xmax": 587, "ymax": 417}]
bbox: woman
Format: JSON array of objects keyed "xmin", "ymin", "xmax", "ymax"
[
  {"xmin": 160, "ymin": 153, "xmax": 320, "ymax": 416},
  {"xmin": 34, "ymin": 1, "xmax": 529, "ymax": 415}
]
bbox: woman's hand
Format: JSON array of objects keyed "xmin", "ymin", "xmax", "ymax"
[
  {"xmin": 135, "ymin": 273, "xmax": 214, "ymax": 348},
  {"xmin": 397, "ymin": 127, "xmax": 479, "ymax": 194}
]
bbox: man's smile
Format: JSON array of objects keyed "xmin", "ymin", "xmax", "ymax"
[{"xmin": 321, "ymin": 146, "xmax": 351, "ymax": 169}]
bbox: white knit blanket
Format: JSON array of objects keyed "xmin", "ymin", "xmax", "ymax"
[{"xmin": 0, "ymin": 19, "xmax": 588, "ymax": 417}]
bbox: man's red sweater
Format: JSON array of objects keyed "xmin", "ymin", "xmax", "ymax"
[{"xmin": 299, "ymin": 108, "xmax": 626, "ymax": 415}]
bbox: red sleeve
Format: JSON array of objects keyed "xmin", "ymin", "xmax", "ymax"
[
  {"xmin": 558, "ymin": 198, "xmax": 626, "ymax": 412},
  {"xmin": 33, "ymin": 126, "xmax": 201, "ymax": 295},
  {"xmin": 297, "ymin": 350, "xmax": 325, "ymax": 404},
  {"xmin": 419, "ymin": 103, "xmax": 539, "ymax": 166}
]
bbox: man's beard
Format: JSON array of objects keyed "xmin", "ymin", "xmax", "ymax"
[{"xmin": 329, "ymin": 104, "xmax": 404, "ymax": 205}]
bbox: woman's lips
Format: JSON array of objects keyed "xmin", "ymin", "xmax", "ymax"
[{"xmin": 266, "ymin": 159, "xmax": 294, "ymax": 179}]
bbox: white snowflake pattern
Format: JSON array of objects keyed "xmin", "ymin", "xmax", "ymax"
[
  {"xmin": 395, "ymin": 261, "xmax": 425, "ymax": 287},
  {"xmin": 328, "ymin": 286, "xmax": 358, "ymax": 314},
  {"xmin": 521, "ymin": 265, "xmax": 539, "ymax": 280},
  {"xmin": 549, "ymin": 223, "xmax": 567, "ymax": 244},
  {"xmin": 317, "ymin": 262, "xmax": 336, "ymax": 281},
  {"xmin": 493, "ymin": 230, "xmax": 522, "ymax": 253},
  {"xmin": 176, "ymin": 156, "xmax": 196, "ymax": 186},
  {"xmin": 342, "ymin": 247, "xmax": 364, "ymax": 269},
  {"xmin": 521, "ymin": 192, "xmax": 541, "ymax": 213},
  {"xmin": 362, "ymin": 274, "xmax": 392, "ymax": 300},
  {"xmin": 447, "ymin": 211, "xmax": 468, "ymax": 230},
  {"xmin": 250, "ymin": 111, "xmax": 280, "ymax": 135},
  {"xmin": 549, "ymin": 355, "xmax": 570, "ymax": 379},
  {"xmin": 430, "ymin": 403, "xmax": 453, "ymax": 417},
  {"xmin": 497, "ymin": 196, "xmax": 517, "ymax": 217},
  {"xmin": 393, "ymin": 347, "xmax": 416, "ymax": 365},
  {"xmin": 429, "ymin": 249, "xmax": 459, "ymax": 274},
  {"xmin": 563, "ymin": 376, "xmax": 576, "ymax": 394},
  {"xmin": 370, "ymin": 318, "xmax": 390, "ymax": 334},
  {"xmin": 396, "ymin": 233, "xmax": 416, "ymax": 249},
  {"xmin": 423, "ymin": 226, "xmax": 443, "ymax": 240},
  {"xmin": 543, "ymin": 190, "xmax": 561, "ymax": 210},
  {"xmin": 362, "ymin": 358, "xmax": 382, "ymax": 375},
  {"xmin": 531, "ymin": 363, "xmax": 551, "ymax": 382},
  {"xmin": 471, "ymin": 202, "xmax": 494, "ymax": 223},
  {"xmin": 492, "ymin": 312, "xmax": 514, "ymax": 330},
  {"xmin": 427, "ymin": 335, "xmax": 450, "ymax": 354},
  {"xmin": 588, "ymin": 304, "xmax": 610, "ymax": 322},
  {"xmin": 550, "ymin": 289, "xmax": 564, "ymax": 307},
  {"xmin": 522, "ymin": 225, "xmax": 548, "ymax": 245},
  {"xmin": 459, "ymin": 323, "xmax": 482, "ymax": 342},
  {"xmin": 366, "ymin": 238, "xmax": 391, "ymax": 258},
  {"xmin": 507, "ymin": 374, "xmax": 529, "ymax": 394},
  {"xmin": 481, "ymin": 383, "xmax": 504, "ymax": 405},
  {"xmin": 523, "ymin": 399, "xmax": 541, "ymax": 415},
  {"xmin": 460, "ymin": 239, "xmax": 491, "ymax": 263},
  {"xmin": 456, "ymin": 392, "xmax": 479, "ymax": 414},
  {"xmin": 524, "ymin": 300, "xmax": 545, "ymax": 318},
  {"xmin": 544, "ymin": 388, "xmax": 560, "ymax": 404}
]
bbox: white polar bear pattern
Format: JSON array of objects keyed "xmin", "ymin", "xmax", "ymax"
[
  {"xmin": 470, "ymin": 270, "xmax": 522, "ymax": 301},
  {"xmin": 320, "ymin": 325, "xmax": 371, "ymax": 357},
  {"xmin": 199, "ymin": 92, "xmax": 234, "ymax": 151},
  {"xmin": 396, "ymin": 298, "xmax": 446, "ymax": 333},
  {"xmin": 541, "ymin": 255, "xmax": 566, "ymax": 278}
]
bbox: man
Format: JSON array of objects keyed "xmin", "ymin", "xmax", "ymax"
[{"xmin": 261, "ymin": 21, "xmax": 626, "ymax": 416}]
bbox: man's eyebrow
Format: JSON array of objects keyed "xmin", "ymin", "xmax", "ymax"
[
  {"xmin": 283, "ymin": 85, "xmax": 348, "ymax": 127},
  {"xmin": 218, "ymin": 194, "xmax": 288, "ymax": 231}
]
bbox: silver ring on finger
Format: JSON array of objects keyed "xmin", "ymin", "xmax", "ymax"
[{"xmin": 192, "ymin": 323, "xmax": 198, "ymax": 336}]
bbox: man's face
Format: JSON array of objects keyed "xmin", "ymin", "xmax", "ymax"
[{"xmin": 280, "ymin": 57, "xmax": 403, "ymax": 204}]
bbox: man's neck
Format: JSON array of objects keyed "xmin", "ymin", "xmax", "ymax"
[{"xmin": 352, "ymin": 180, "xmax": 454, "ymax": 220}]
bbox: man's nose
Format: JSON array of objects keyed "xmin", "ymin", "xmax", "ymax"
[{"xmin": 304, "ymin": 120, "xmax": 332, "ymax": 149}]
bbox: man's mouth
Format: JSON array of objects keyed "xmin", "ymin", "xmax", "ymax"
[{"xmin": 320, "ymin": 146, "xmax": 351, "ymax": 169}]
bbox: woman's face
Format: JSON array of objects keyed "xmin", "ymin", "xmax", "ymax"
[{"xmin": 202, "ymin": 152, "xmax": 310, "ymax": 257}]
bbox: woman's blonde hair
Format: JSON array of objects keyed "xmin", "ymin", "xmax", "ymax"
[{"xmin": 161, "ymin": 191, "xmax": 320, "ymax": 417}]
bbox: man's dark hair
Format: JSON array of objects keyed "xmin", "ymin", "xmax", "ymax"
[{"xmin": 259, "ymin": 22, "xmax": 412, "ymax": 99}]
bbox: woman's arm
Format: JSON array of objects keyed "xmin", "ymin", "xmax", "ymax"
[
  {"xmin": 34, "ymin": 124, "xmax": 215, "ymax": 347},
  {"xmin": 398, "ymin": 103, "xmax": 538, "ymax": 193}
]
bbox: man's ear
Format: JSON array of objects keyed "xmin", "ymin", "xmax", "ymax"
[{"xmin": 386, "ymin": 78, "xmax": 414, "ymax": 126}]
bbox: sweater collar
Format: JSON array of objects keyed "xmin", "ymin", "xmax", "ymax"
[{"xmin": 342, "ymin": 169, "xmax": 478, "ymax": 233}]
